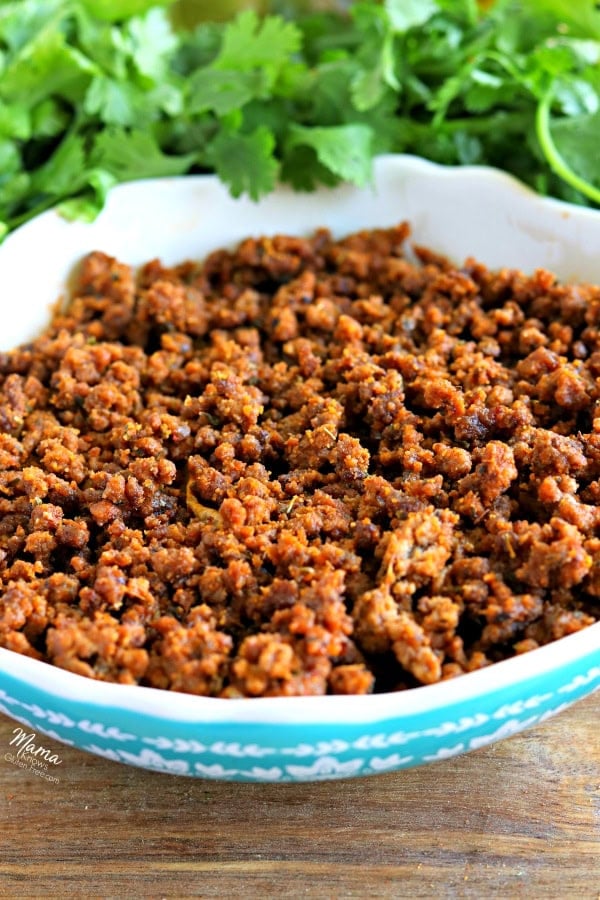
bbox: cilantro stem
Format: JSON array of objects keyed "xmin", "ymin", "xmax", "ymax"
[
  {"xmin": 7, "ymin": 195, "xmax": 72, "ymax": 230},
  {"xmin": 398, "ymin": 110, "xmax": 531, "ymax": 140},
  {"xmin": 446, "ymin": 111, "xmax": 530, "ymax": 134},
  {"xmin": 536, "ymin": 89, "xmax": 600, "ymax": 205}
]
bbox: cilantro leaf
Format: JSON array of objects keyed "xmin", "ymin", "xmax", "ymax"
[
  {"xmin": 525, "ymin": 0, "xmax": 600, "ymax": 40},
  {"xmin": 553, "ymin": 75, "xmax": 599, "ymax": 116},
  {"xmin": 305, "ymin": 61, "xmax": 357, "ymax": 125},
  {"xmin": 187, "ymin": 68, "xmax": 267, "ymax": 116},
  {"xmin": 0, "ymin": 103, "xmax": 30, "ymax": 140},
  {"xmin": 280, "ymin": 143, "xmax": 340, "ymax": 192},
  {"xmin": 351, "ymin": 65, "xmax": 388, "ymax": 113},
  {"xmin": 173, "ymin": 22, "xmax": 223, "ymax": 74},
  {"xmin": 58, "ymin": 169, "xmax": 117, "ymax": 222},
  {"xmin": 73, "ymin": 9, "xmax": 131, "ymax": 80},
  {"xmin": 126, "ymin": 8, "xmax": 178, "ymax": 80},
  {"xmin": 31, "ymin": 99, "xmax": 70, "ymax": 138},
  {"xmin": 84, "ymin": 76, "xmax": 139, "ymax": 126},
  {"xmin": 0, "ymin": 139, "xmax": 22, "ymax": 177},
  {"xmin": 384, "ymin": 0, "xmax": 440, "ymax": 34},
  {"xmin": 348, "ymin": 6, "xmax": 399, "ymax": 112},
  {"xmin": 215, "ymin": 10, "xmax": 301, "ymax": 76},
  {"xmin": 32, "ymin": 133, "xmax": 88, "ymax": 196},
  {"xmin": 0, "ymin": 27, "xmax": 97, "ymax": 106},
  {"xmin": 0, "ymin": 0, "xmax": 64, "ymax": 54},
  {"xmin": 1, "ymin": 0, "xmax": 600, "ymax": 241},
  {"xmin": 550, "ymin": 110, "xmax": 600, "ymax": 187},
  {"xmin": 537, "ymin": 104, "xmax": 600, "ymax": 204},
  {"xmin": 93, "ymin": 128, "xmax": 196, "ymax": 180},
  {"xmin": 287, "ymin": 123, "xmax": 374, "ymax": 187},
  {"xmin": 206, "ymin": 125, "xmax": 278, "ymax": 200}
]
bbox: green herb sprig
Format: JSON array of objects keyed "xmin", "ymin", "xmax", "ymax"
[{"xmin": 0, "ymin": 0, "xmax": 599, "ymax": 240}]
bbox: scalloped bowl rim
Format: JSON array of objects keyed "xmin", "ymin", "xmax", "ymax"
[
  {"xmin": 1, "ymin": 621, "xmax": 599, "ymax": 725},
  {"xmin": 0, "ymin": 153, "xmax": 598, "ymax": 729}
]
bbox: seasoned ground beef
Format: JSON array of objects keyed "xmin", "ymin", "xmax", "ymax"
[{"xmin": 0, "ymin": 224, "xmax": 598, "ymax": 696}]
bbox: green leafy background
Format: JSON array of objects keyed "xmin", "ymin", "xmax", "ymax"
[{"xmin": 0, "ymin": 0, "xmax": 599, "ymax": 238}]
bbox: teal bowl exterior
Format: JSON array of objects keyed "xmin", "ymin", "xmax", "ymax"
[
  {"xmin": 0, "ymin": 156, "xmax": 599, "ymax": 781},
  {"xmin": 0, "ymin": 628, "xmax": 598, "ymax": 781}
]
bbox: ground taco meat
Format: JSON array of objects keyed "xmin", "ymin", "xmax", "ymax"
[{"xmin": 0, "ymin": 224, "xmax": 598, "ymax": 697}]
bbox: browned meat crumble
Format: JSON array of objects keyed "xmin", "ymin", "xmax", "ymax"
[{"xmin": 0, "ymin": 223, "xmax": 598, "ymax": 697}]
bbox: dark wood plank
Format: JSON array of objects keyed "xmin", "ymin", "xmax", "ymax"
[{"xmin": 0, "ymin": 692, "xmax": 598, "ymax": 897}]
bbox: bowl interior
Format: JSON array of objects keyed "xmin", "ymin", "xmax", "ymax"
[{"xmin": 3, "ymin": 154, "xmax": 600, "ymax": 351}]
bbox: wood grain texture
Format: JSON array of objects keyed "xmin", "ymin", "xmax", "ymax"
[{"xmin": 0, "ymin": 693, "xmax": 598, "ymax": 899}]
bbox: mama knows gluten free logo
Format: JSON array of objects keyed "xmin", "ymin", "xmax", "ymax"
[{"xmin": 4, "ymin": 727, "xmax": 62, "ymax": 783}]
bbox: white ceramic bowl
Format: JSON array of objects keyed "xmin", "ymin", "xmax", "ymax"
[{"xmin": 0, "ymin": 155, "xmax": 598, "ymax": 781}]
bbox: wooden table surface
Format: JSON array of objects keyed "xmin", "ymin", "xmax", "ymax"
[{"xmin": 0, "ymin": 692, "xmax": 598, "ymax": 898}]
